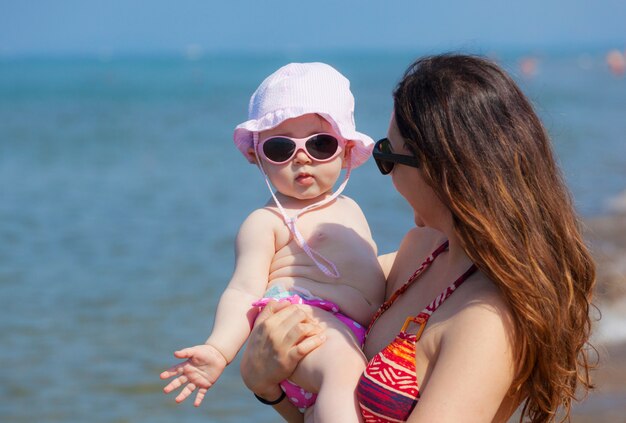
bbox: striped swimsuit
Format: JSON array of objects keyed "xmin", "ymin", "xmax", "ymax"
[{"xmin": 357, "ymin": 241, "xmax": 477, "ymax": 422}]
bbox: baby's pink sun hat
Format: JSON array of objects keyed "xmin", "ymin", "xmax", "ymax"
[{"xmin": 233, "ymin": 62, "xmax": 374, "ymax": 168}]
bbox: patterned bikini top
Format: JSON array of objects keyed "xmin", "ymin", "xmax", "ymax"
[{"xmin": 357, "ymin": 241, "xmax": 477, "ymax": 422}]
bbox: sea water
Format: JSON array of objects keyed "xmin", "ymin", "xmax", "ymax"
[{"xmin": 1, "ymin": 51, "xmax": 625, "ymax": 422}]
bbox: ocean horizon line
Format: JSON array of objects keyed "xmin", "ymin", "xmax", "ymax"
[{"xmin": 1, "ymin": 41, "xmax": 624, "ymax": 63}]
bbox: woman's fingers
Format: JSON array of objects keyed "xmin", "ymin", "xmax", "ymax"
[
  {"xmin": 282, "ymin": 320, "xmax": 322, "ymax": 347},
  {"xmin": 270, "ymin": 304, "xmax": 318, "ymax": 333},
  {"xmin": 253, "ymin": 299, "xmax": 292, "ymax": 326},
  {"xmin": 252, "ymin": 303, "xmax": 310, "ymax": 349},
  {"xmin": 260, "ymin": 304, "xmax": 323, "ymax": 351},
  {"xmin": 295, "ymin": 332, "xmax": 326, "ymax": 357},
  {"xmin": 240, "ymin": 302, "xmax": 326, "ymax": 396},
  {"xmin": 281, "ymin": 311, "xmax": 326, "ymax": 361}
]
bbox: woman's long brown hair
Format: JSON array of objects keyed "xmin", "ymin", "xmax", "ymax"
[{"xmin": 393, "ymin": 54, "xmax": 596, "ymax": 422}]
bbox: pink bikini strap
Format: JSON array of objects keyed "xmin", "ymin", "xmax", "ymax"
[
  {"xmin": 410, "ymin": 262, "xmax": 477, "ymax": 325},
  {"xmin": 365, "ymin": 241, "xmax": 450, "ymax": 337}
]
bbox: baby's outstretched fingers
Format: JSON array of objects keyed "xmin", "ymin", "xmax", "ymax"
[
  {"xmin": 175, "ymin": 381, "xmax": 197, "ymax": 403},
  {"xmin": 174, "ymin": 347, "xmax": 195, "ymax": 359},
  {"xmin": 162, "ymin": 374, "xmax": 187, "ymax": 394},
  {"xmin": 194, "ymin": 388, "xmax": 208, "ymax": 407},
  {"xmin": 160, "ymin": 362, "xmax": 184, "ymax": 380}
]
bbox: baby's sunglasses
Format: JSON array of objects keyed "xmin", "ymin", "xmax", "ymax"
[
  {"xmin": 258, "ymin": 133, "xmax": 344, "ymax": 164},
  {"xmin": 373, "ymin": 138, "xmax": 420, "ymax": 175}
]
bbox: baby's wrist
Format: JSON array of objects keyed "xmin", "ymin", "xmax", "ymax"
[{"xmin": 204, "ymin": 341, "xmax": 231, "ymax": 365}]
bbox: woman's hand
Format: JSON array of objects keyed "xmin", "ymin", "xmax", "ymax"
[{"xmin": 240, "ymin": 300, "xmax": 326, "ymax": 400}]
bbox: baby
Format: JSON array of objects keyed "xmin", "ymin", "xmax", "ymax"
[{"xmin": 161, "ymin": 62, "xmax": 385, "ymax": 422}]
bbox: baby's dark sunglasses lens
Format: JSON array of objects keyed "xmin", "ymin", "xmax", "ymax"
[
  {"xmin": 305, "ymin": 134, "xmax": 339, "ymax": 160},
  {"xmin": 263, "ymin": 137, "xmax": 296, "ymax": 162}
]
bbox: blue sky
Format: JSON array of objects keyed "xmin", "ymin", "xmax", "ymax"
[{"xmin": 2, "ymin": 0, "xmax": 625, "ymax": 56}]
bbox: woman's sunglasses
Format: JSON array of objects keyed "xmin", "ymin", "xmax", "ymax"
[
  {"xmin": 373, "ymin": 138, "xmax": 420, "ymax": 175},
  {"xmin": 258, "ymin": 133, "xmax": 344, "ymax": 164}
]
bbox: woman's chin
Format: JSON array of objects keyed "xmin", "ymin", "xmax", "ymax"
[{"xmin": 414, "ymin": 217, "xmax": 425, "ymax": 227}]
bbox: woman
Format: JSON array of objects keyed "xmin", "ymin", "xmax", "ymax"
[{"xmin": 240, "ymin": 54, "xmax": 596, "ymax": 422}]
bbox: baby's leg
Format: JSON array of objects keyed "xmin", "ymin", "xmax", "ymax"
[{"xmin": 290, "ymin": 309, "xmax": 366, "ymax": 423}]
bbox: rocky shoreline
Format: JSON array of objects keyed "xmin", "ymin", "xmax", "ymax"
[
  {"xmin": 569, "ymin": 213, "xmax": 626, "ymax": 422},
  {"xmin": 584, "ymin": 213, "xmax": 626, "ymax": 304}
]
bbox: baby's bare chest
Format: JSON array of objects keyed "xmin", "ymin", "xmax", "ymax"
[{"xmin": 273, "ymin": 204, "xmax": 367, "ymax": 251}]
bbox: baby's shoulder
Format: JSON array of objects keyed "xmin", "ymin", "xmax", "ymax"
[
  {"xmin": 336, "ymin": 194, "xmax": 359, "ymax": 207},
  {"xmin": 335, "ymin": 195, "xmax": 366, "ymax": 215},
  {"xmin": 239, "ymin": 207, "xmax": 283, "ymax": 233},
  {"xmin": 332, "ymin": 195, "xmax": 373, "ymax": 230}
]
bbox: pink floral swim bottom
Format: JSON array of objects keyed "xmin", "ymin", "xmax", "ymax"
[{"xmin": 252, "ymin": 286, "xmax": 366, "ymax": 412}]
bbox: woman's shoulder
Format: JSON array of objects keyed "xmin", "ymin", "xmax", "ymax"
[
  {"xmin": 398, "ymin": 226, "xmax": 447, "ymax": 257},
  {"xmin": 447, "ymin": 273, "xmax": 515, "ymax": 344},
  {"xmin": 385, "ymin": 227, "xmax": 447, "ymax": 285},
  {"xmin": 422, "ymin": 274, "xmax": 517, "ymax": 423}
]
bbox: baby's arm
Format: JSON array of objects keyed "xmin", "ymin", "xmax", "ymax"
[
  {"xmin": 205, "ymin": 209, "xmax": 278, "ymax": 361},
  {"xmin": 161, "ymin": 209, "xmax": 277, "ymax": 406}
]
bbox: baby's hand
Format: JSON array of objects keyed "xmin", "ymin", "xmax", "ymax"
[{"xmin": 160, "ymin": 344, "xmax": 228, "ymax": 407}]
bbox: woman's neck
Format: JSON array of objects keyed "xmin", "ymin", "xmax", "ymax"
[{"xmin": 442, "ymin": 230, "xmax": 475, "ymax": 273}]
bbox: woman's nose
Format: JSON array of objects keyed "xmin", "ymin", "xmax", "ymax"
[{"xmin": 293, "ymin": 149, "xmax": 312, "ymax": 164}]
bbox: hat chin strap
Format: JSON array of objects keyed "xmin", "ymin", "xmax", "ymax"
[{"xmin": 255, "ymin": 145, "xmax": 352, "ymax": 279}]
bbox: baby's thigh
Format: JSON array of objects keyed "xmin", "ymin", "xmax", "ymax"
[{"xmin": 289, "ymin": 309, "xmax": 367, "ymax": 393}]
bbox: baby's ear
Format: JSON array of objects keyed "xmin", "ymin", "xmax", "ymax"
[
  {"xmin": 342, "ymin": 141, "xmax": 355, "ymax": 167},
  {"xmin": 247, "ymin": 147, "xmax": 258, "ymax": 164},
  {"xmin": 344, "ymin": 140, "xmax": 355, "ymax": 154}
]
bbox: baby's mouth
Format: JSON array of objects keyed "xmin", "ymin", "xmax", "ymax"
[{"xmin": 296, "ymin": 173, "xmax": 315, "ymax": 185}]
